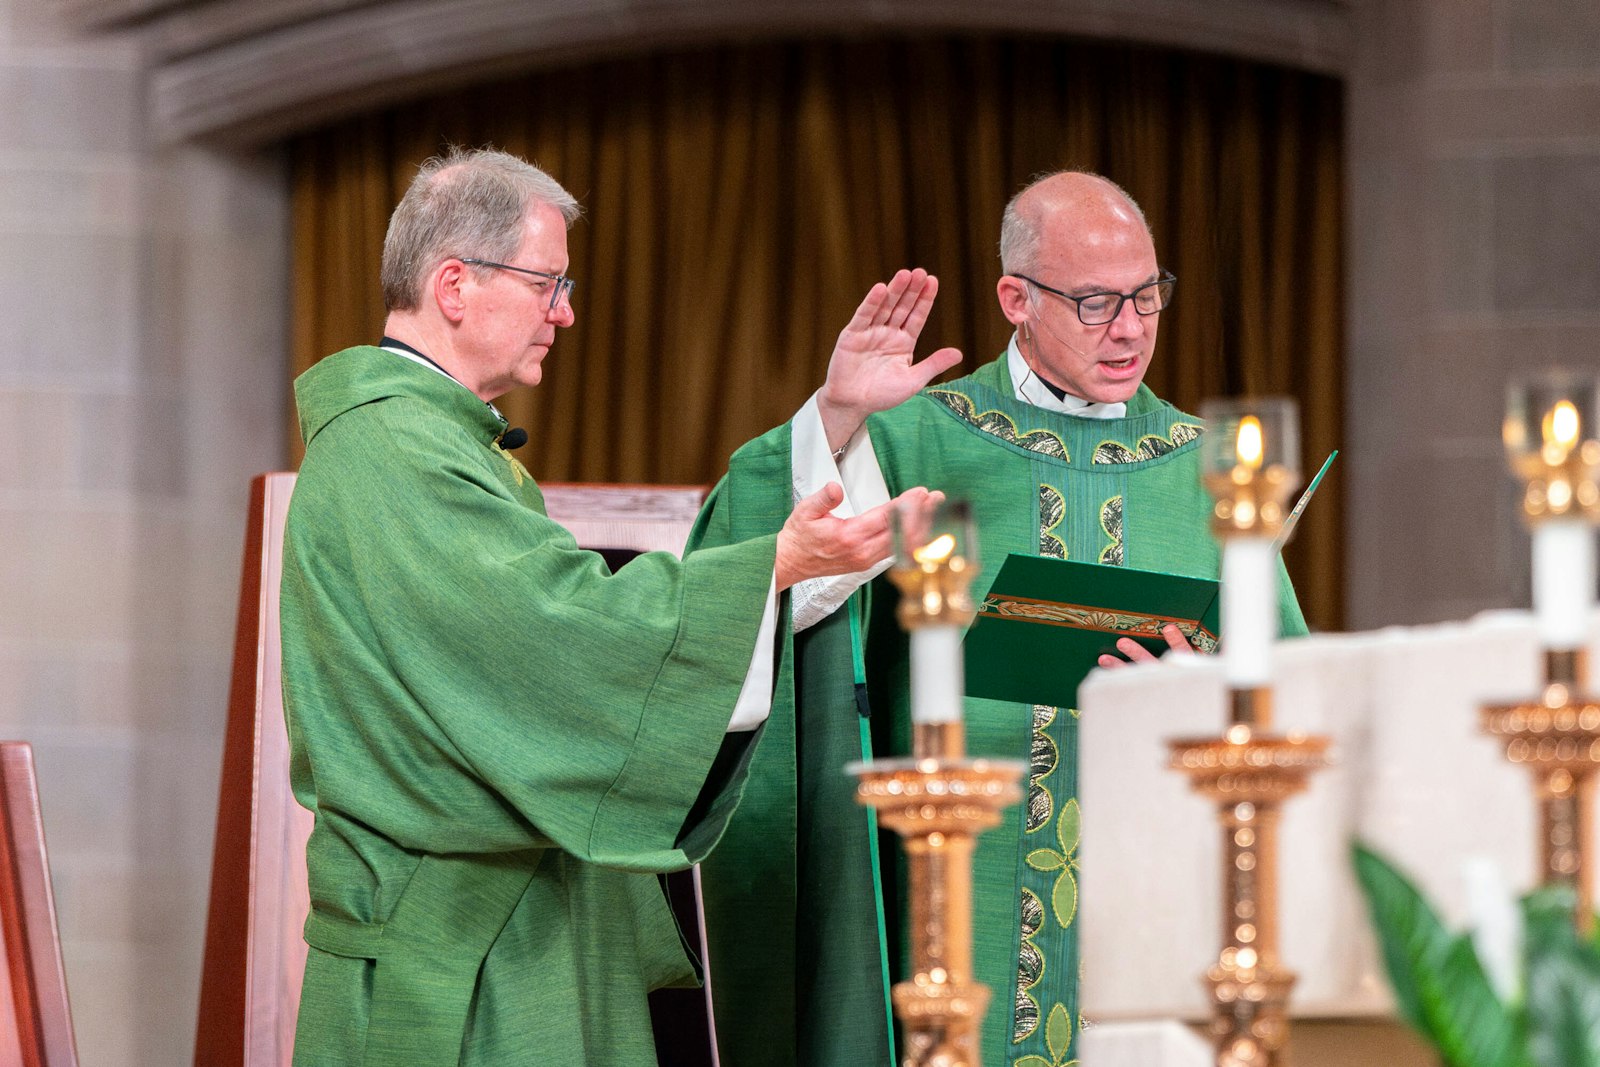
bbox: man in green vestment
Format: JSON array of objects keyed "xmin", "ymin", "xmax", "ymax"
[
  {"xmin": 696, "ymin": 172, "xmax": 1308, "ymax": 1067},
  {"xmin": 280, "ymin": 147, "xmax": 940, "ymax": 1067}
]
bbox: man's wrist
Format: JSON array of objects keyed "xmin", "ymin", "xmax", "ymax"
[{"xmin": 815, "ymin": 389, "xmax": 868, "ymax": 454}]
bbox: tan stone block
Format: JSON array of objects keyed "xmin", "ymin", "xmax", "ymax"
[
  {"xmin": 0, "ymin": 388, "xmax": 75, "ymax": 492},
  {"xmin": 0, "ymin": 504, "xmax": 137, "ymax": 644},
  {"xmin": 1492, "ymin": 155, "xmax": 1600, "ymax": 313},
  {"xmin": 0, "ymin": 60, "xmax": 140, "ymax": 153}
]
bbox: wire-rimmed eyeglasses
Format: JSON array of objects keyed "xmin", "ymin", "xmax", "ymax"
[
  {"xmin": 459, "ymin": 257, "xmax": 576, "ymax": 311},
  {"xmin": 1015, "ymin": 271, "xmax": 1176, "ymax": 326}
]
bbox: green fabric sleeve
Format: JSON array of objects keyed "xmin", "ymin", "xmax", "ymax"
[
  {"xmin": 687, "ymin": 423, "xmax": 808, "ymax": 1067},
  {"xmin": 283, "ymin": 396, "xmax": 774, "ymax": 874}
]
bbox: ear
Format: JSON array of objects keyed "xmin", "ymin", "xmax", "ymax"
[
  {"xmin": 996, "ymin": 275, "xmax": 1032, "ymax": 327},
  {"xmin": 431, "ymin": 259, "xmax": 470, "ymax": 324}
]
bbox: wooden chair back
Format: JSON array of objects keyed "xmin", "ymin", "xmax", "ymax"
[
  {"xmin": 194, "ymin": 475, "xmax": 713, "ymax": 1067},
  {"xmin": 194, "ymin": 472, "xmax": 309, "ymax": 1067},
  {"xmin": 0, "ymin": 741, "xmax": 80, "ymax": 1067}
]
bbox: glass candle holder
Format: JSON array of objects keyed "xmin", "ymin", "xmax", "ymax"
[
  {"xmin": 1200, "ymin": 397, "xmax": 1302, "ymax": 538},
  {"xmin": 1200, "ymin": 398, "xmax": 1302, "ymax": 688},
  {"xmin": 1505, "ymin": 372, "xmax": 1600, "ymax": 651}
]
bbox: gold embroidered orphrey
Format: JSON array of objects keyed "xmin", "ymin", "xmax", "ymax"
[
  {"xmin": 1092, "ymin": 421, "xmax": 1203, "ymax": 465},
  {"xmin": 980, "ymin": 592, "xmax": 1220, "ymax": 654},
  {"xmin": 927, "ymin": 389, "xmax": 1070, "ymax": 460}
]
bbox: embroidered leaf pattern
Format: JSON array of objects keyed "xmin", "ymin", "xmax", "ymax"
[
  {"xmin": 1013, "ymin": 889, "xmax": 1045, "ymax": 1042},
  {"xmin": 1027, "ymin": 848, "xmax": 1066, "ymax": 871},
  {"xmin": 1092, "ymin": 421, "xmax": 1203, "ymax": 465},
  {"xmin": 1038, "ymin": 485, "xmax": 1066, "ymax": 560},
  {"xmin": 927, "ymin": 389, "xmax": 1070, "ymax": 459},
  {"xmin": 1052, "ymin": 867, "xmax": 1079, "ymax": 933},
  {"xmin": 1027, "ymin": 705, "xmax": 1057, "ymax": 833},
  {"xmin": 1012, "ymin": 1002, "xmax": 1079, "ymax": 1067},
  {"xmin": 1025, "ymin": 799, "xmax": 1081, "ymax": 929},
  {"xmin": 1098, "ymin": 495, "xmax": 1124, "ymax": 566},
  {"xmin": 1047, "ymin": 1004, "xmax": 1074, "ymax": 1063}
]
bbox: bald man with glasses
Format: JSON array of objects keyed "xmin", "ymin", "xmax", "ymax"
[{"xmin": 695, "ymin": 171, "xmax": 1308, "ymax": 1067}]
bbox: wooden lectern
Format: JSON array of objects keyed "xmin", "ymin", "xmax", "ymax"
[
  {"xmin": 0, "ymin": 742, "xmax": 80, "ymax": 1067},
  {"xmin": 195, "ymin": 474, "xmax": 715, "ymax": 1066}
]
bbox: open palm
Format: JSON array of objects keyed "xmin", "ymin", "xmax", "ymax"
[{"xmin": 817, "ymin": 268, "xmax": 963, "ymax": 446}]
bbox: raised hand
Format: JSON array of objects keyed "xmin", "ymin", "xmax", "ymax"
[
  {"xmin": 774, "ymin": 484, "xmax": 944, "ymax": 591},
  {"xmin": 816, "ymin": 269, "xmax": 963, "ymax": 451}
]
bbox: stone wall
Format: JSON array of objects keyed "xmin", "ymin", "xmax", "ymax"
[
  {"xmin": 0, "ymin": 4, "xmax": 288, "ymax": 1064},
  {"xmin": 1345, "ymin": 0, "xmax": 1600, "ymax": 627}
]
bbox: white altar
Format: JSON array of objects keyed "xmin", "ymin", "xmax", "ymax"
[{"xmin": 1075, "ymin": 609, "xmax": 1600, "ymax": 1022}]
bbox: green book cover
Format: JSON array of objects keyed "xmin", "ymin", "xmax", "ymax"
[{"xmin": 963, "ymin": 554, "xmax": 1220, "ymax": 708}]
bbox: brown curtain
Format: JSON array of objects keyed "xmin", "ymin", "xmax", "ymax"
[{"xmin": 290, "ymin": 36, "xmax": 1345, "ymax": 630}]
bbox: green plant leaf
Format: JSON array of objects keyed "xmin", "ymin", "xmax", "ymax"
[
  {"xmin": 1352, "ymin": 842, "xmax": 1456, "ymax": 1040},
  {"xmin": 1420, "ymin": 934, "xmax": 1526, "ymax": 1067},
  {"xmin": 1352, "ymin": 843, "xmax": 1525, "ymax": 1067},
  {"xmin": 1526, "ymin": 895, "xmax": 1600, "ymax": 1067},
  {"xmin": 1524, "ymin": 884, "xmax": 1581, "ymax": 965},
  {"xmin": 1526, "ymin": 948, "xmax": 1600, "ymax": 1067}
]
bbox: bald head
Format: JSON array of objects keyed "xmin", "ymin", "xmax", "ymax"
[
  {"xmin": 994, "ymin": 171, "xmax": 1165, "ymax": 405},
  {"xmin": 999, "ymin": 171, "xmax": 1150, "ymax": 277}
]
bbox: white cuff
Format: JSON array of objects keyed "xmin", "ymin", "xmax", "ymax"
[
  {"xmin": 790, "ymin": 392, "xmax": 893, "ymax": 632},
  {"xmin": 726, "ymin": 576, "xmax": 779, "ymax": 733}
]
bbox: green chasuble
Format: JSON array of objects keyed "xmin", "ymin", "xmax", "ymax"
[
  {"xmin": 281, "ymin": 346, "xmax": 780, "ymax": 1067},
  {"xmin": 695, "ymin": 354, "xmax": 1307, "ymax": 1067}
]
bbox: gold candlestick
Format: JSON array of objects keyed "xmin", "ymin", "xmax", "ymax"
[
  {"xmin": 1482, "ymin": 650, "xmax": 1599, "ymax": 925},
  {"xmin": 851, "ymin": 502, "xmax": 1024, "ymax": 1067},
  {"xmin": 1485, "ymin": 374, "xmax": 1600, "ymax": 928},
  {"xmin": 854, "ymin": 758, "xmax": 1024, "ymax": 1066},
  {"xmin": 1171, "ymin": 691, "xmax": 1329, "ymax": 1067},
  {"xmin": 1177, "ymin": 399, "xmax": 1330, "ymax": 1067}
]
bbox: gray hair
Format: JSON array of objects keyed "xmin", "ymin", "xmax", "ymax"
[
  {"xmin": 998, "ymin": 170, "xmax": 1149, "ymax": 276},
  {"xmin": 381, "ymin": 146, "xmax": 581, "ymax": 312}
]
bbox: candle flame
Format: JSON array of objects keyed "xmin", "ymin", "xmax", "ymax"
[
  {"xmin": 1236, "ymin": 416, "xmax": 1264, "ymax": 471},
  {"xmin": 1544, "ymin": 400, "xmax": 1581, "ymax": 450},
  {"xmin": 913, "ymin": 533, "xmax": 957, "ymax": 566}
]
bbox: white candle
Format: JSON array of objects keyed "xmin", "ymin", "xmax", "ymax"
[
  {"xmin": 1222, "ymin": 536, "xmax": 1277, "ymax": 687},
  {"xmin": 1533, "ymin": 520, "xmax": 1597, "ymax": 650},
  {"xmin": 910, "ymin": 626, "xmax": 964, "ymax": 724}
]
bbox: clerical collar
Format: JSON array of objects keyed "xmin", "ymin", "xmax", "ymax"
[
  {"xmin": 1005, "ymin": 336, "xmax": 1127, "ymax": 419},
  {"xmin": 379, "ymin": 336, "xmax": 509, "ymax": 427}
]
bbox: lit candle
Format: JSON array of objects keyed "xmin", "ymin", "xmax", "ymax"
[
  {"xmin": 1223, "ymin": 417, "xmax": 1276, "ymax": 686},
  {"xmin": 1533, "ymin": 400, "xmax": 1596, "ymax": 650}
]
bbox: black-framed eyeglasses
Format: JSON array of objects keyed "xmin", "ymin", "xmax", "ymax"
[
  {"xmin": 1015, "ymin": 271, "xmax": 1176, "ymax": 326},
  {"xmin": 459, "ymin": 257, "xmax": 576, "ymax": 311}
]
